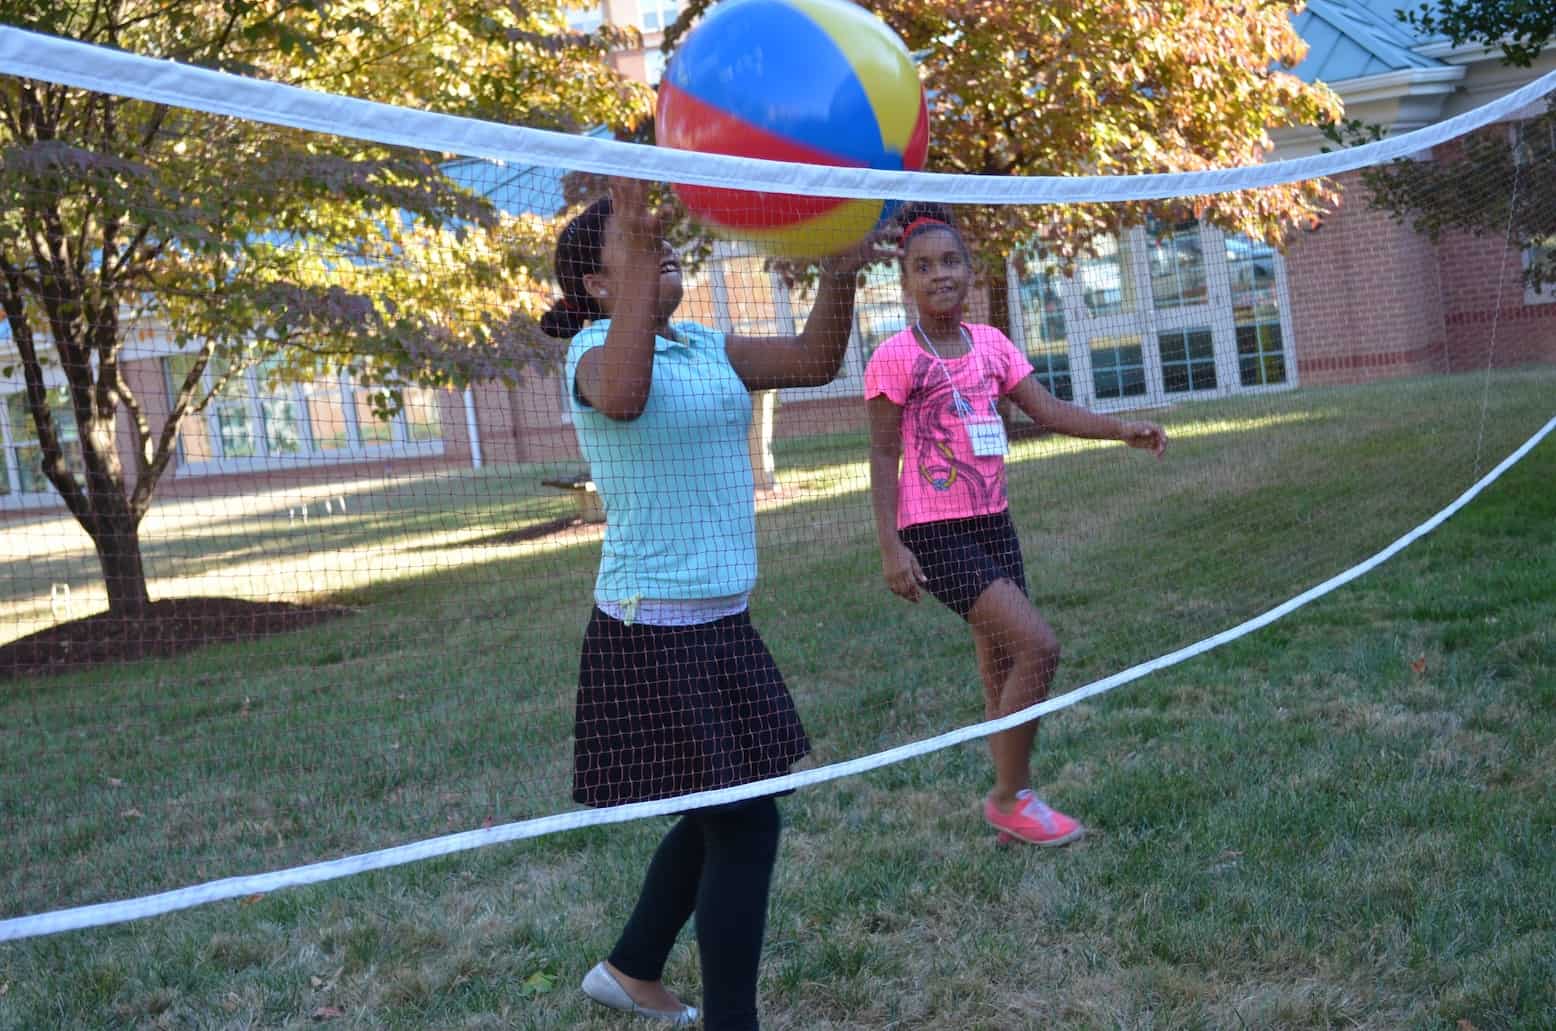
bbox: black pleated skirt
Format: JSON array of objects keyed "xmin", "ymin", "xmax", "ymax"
[{"xmin": 572, "ymin": 607, "xmax": 812, "ymax": 808}]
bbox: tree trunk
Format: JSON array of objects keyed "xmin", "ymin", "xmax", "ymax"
[
  {"xmin": 986, "ymin": 269, "xmax": 1038, "ymax": 437},
  {"xmin": 91, "ymin": 509, "xmax": 152, "ymax": 616},
  {"xmin": 748, "ymin": 390, "xmax": 778, "ymax": 493},
  {"xmin": 79, "ymin": 398, "xmax": 151, "ymax": 616},
  {"xmin": 986, "ymin": 266, "xmax": 1013, "ymax": 338}
]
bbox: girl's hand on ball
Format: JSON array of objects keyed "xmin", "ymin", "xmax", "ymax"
[{"xmin": 608, "ymin": 177, "xmax": 663, "ymax": 260}]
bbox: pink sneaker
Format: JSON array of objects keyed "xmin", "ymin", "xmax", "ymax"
[{"xmin": 985, "ymin": 790, "xmax": 1085, "ymax": 847}]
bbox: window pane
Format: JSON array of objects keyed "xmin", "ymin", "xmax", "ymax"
[
  {"xmin": 1149, "ymin": 220, "xmax": 1208, "ymax": 309},
  {"xmin": 251, "ymin": 358, "xmax": 304, "ymax": 456},
  {"xmin": 1017, "ymin": 259, "xmax": 1073, "ymax": 400},
  {"xmin": 403, "ymin": 387, "xmax": 444, "ymax": 443},
  {"xmin": 567, "ymin": 2, "xmax": 603, "ymax": 32},
  {"xmin": 205, "ymin": 358, "xmax": 256, "ymax": 459},
  {"xmin": 262, "ymin": 396, "xmax": 304, "ymax": 455},
  {"xmin": 1227, "ymin": 234, "xmax": 1287, "ymax": 388},
  {"xmin": 6, "ymin": 388, "xmax": 84, "ymax": 492},
  {"xmin": 305, "ymin": 381, "xmax": 351, "ymax": 451},
  {"xmin": 1529, "ymin": 235, "xmax": 1556, "ymax": 293},
  {"xmin": 1159, "ymin": 327, "xmax": 1217, "ymax": 395},
  {"xmin": 6, "ymin": 390, "xmax": 35, "ymax": 442},
  {"xmin": 1236, "ymin": 323, "xmax": 1287, "ymax": 387},
  {"xmin": 1077, "ymin": 235, "xmax": 1136, "ymax": 318},
  {"xmin": 355, "ymin": 389, "xmax": 394, "ymax": 447},
  {"xmin": 854, "ymin": 263, "xmax": 906, "ymax": 357},
  {"xmin": 1090, "ymin": 335, "xmax": 1145, "ymax": 399},
  {"xmin": 161, "ymin": 355, "xmax": 205, "ymax": 462},
  {"xmin": 643, "ymin": 48, "xmax": 668, "ymax": 85},
  {"xmin": 1228, "ymin": 234, "xmax": 1280, "ymax": 322},
  {"xmin": 639, "ymin": 0, "xmax": 677, "ymax": 30},
  {"xmin": 720, "ymin": 253, "xmax": 783, "ymax": 336},
  {"xmin": 215, "ymin": 404, "xmax": 256, "ymax": 458}
]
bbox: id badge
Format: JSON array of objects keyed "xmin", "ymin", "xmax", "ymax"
[{"xmin": 965, "ymin": 416, "xmax": 1008, "ymax": 457}]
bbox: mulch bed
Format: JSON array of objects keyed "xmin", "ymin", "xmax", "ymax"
[{"xmin": 0, "ymin": 597, "xmax": 353, "ymax": 683}]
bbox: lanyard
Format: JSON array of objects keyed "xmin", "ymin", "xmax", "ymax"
[{"xmin": 914, "ymin": 322, "xmax": 979, "ymax": 417}]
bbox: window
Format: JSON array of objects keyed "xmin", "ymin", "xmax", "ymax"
[
  {"xmin": 567, "ymin": 2, "xmax": 603, "ymax": 32},
  {"xmin": 852, "ymin": 263, "xmax": 906, "ymax": 358},
  {"xmin": 1158, "ymin": 327, "xmax": 1216, "ymax": 394},
  {"xmin": 1089, "ymin": 335, "xmax": 1147, "ymax": 400},
  {"xmin": 639, "ymin": 0, "xmax": 678, "ymax": 31},
  {"xmin": 4, "ymin": 388, "xmax": 85, "ymax": 495},
  {"xmin": 1148, "ymin": 219, "xmax": 1208, "ymax": 309},
  {"xmin": 1016, "ymin": 260, "xmax": 1074, "ymax": 400},
  {"xmin": 161, "ymin": 357, "xmax": 444, "ymax": 469},
  {"xmin": 643, "ymin": 48, "xmax": 668, "ymax": 85},
  {"xmin": 1527, "ymin": 236, "xmax": 1556, "ymax": 304},
  {"xmin": 209, "ymin": 357, "xmax": 257, "ymax": 459},
  {"xmin": 403, "ymin": 386, "xmax": 445, "ymax": 443},
  {"xmin": 1008, "ymin": 223, "xmax": 1294, "ymax": 408},
  {"xmin": 304, "ymin": 379, "xmax": 352, "ymax": 451},
  {"xmin": 1237, "ymin": 323, "xmax": 1287, "ymax": 387},
  {"xmin": 1513, "ymin": 117, "xmax": 1554, "ymax": 304},
  {"xmin": 257, "ymin": 359, "xmax": 305, "ymax": 455},
  {"xmin": 353, "ymin": 389, "xmax": 395, "ymax": 447},
  {"xmin": 1076, "ymin": 234, "xmax": 1136, "ymax": 318},
  {"xmin": 1227, "ymin": 234, "xmax": 1287, "ymax": 387}
]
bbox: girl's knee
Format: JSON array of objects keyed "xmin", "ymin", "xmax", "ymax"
[{"xmin": 1037, "ymin": 633, "xmax": 1061, "ymax": 671}]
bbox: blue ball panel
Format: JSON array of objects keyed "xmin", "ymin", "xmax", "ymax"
[{"xmin": 665, "ymin": 0, "xmax": 896, "ymax": 169}]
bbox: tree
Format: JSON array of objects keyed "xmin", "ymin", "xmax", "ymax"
[
  {"xmin": 0, "ymin": 0, "xmax": 653, "ymax": 616},
  {"xmin": 1325, "ymin": 2, "xmax": 1555, "ymax": 291},
  {"xmin": 1399, "ymin": 0, "xmax": 1556, "ymax": 67},
  {"xmin": 665, "ymin": 0, "xmax": 1343, "ymax": 327}
]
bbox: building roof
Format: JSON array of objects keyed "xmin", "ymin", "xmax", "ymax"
[{"xmin": 1290, "ymin": 0, "xmax": 1449, "ymax": 83}]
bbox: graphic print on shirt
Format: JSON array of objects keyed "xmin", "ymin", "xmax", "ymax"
[{"xmin": 906, "ymin": 351, "xmax": 1006, "ymax": 511}]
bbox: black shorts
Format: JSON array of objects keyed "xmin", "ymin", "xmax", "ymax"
[
  {"xmin": 898, "ymin": 509, "xmax": 1028, "ymax": 620},
  {"xmin": 573, "ymin": 608, "xmax": 811, "ymax": 808}
]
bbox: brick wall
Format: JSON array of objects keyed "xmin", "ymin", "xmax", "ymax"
[
  {"xmin": 1284, "ymin": 160, "xmax": 1555, "ymax": 387},
  {"xmin": 1284, "ymin": 170, "xmax": 1450, "ymax": 386},
  {"xmin": 1437, "ymin": 229, "xmax": 1556, "ymax": 371}
]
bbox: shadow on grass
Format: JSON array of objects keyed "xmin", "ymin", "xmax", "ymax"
[{"xmin": 0, "ymin": 597, "xmax": 355, "ymax": 683}]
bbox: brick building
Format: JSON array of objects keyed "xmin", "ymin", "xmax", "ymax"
[{"xmin": 1, "ymin": 0, "xmax": 1551, "ymax": 511}]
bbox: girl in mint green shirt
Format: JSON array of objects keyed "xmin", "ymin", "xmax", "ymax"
[{"xmin": 541, "ymin": 178, "xmax": 884, "ymax": 1031}]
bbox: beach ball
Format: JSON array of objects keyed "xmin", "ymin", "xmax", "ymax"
[{"xmin": 655, "ymin": 0, "xmax": 929, "ymax": 258}]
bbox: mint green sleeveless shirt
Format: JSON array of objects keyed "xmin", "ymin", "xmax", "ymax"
[{"xmin": 565, "ymin": 320, "xmax": 756, "ymax": 605}]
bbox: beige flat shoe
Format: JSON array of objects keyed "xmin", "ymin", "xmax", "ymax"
[{"xmin": 580, "ymin": 962, "xmax": 699, "ymax": 1025}]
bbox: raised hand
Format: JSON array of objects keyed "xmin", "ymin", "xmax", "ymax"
[
  {"xmin": 820, "ymin": 225, "xmax": 899, "ymax": 280},
  {"xmin": 607, "ymin": 177, "xmax": 663, "ymax": 264}
]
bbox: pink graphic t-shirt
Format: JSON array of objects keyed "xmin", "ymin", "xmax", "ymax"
[{"xmin": 864, "ymin": 323, "xmax": 1035, "ymax": 530}]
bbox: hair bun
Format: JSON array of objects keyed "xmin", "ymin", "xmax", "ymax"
[{"xmin": 540, "ymin": 303, "xmax": 588, "ymax": 339}]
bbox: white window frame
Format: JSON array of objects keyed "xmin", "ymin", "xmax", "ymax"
[
  {"xmin": 643, "ymin": 48, "xmax": 669, "ymax": 85},
  {"xmin": 168, "ymin": 360, "xmax": 445, "ymax": 477},
  {"xmin": 0, "ymin": 380, "xmax": 86, "ymax": 510},
  {"xmin": 1524, "ymin": 240, "xmax": 1556, "ymax": 306},
  {"xmin": 1008, "ymin": 222, "xmax": 1299, "ymax": 413},
  {"xmin": 637, "ymin": 0, "xmax": 678, "ymax": 32},
  {"xmin": 1511, "ymin": 116, "xmax": 1556, "ymax": 305},
  {"xmin": 566, "ymin": 2, "xmax": 603, "ymax": 33}
]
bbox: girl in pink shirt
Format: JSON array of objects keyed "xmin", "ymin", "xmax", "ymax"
[{"xmin": 864, "ymin": 204, "xmax": 1168, "ymax": 846}]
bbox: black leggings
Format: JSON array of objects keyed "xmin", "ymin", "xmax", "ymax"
[{"xmin": 609, "ymin": 796, "xmax": 782, "ymax": 1031}]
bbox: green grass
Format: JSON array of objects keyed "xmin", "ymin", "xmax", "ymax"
[{"xmin": 1, "ymin": 369, "xmax": 1553, "ymax": 1028}]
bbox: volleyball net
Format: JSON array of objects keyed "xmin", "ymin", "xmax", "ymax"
[{"xmin": 1, "ymin": 26, "xmax": 1554, "ymax": 940}]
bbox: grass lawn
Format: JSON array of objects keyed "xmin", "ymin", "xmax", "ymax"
[{"xmin": 1, "ymin": 369, "xmax": 1553, "ymax": 1028}]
